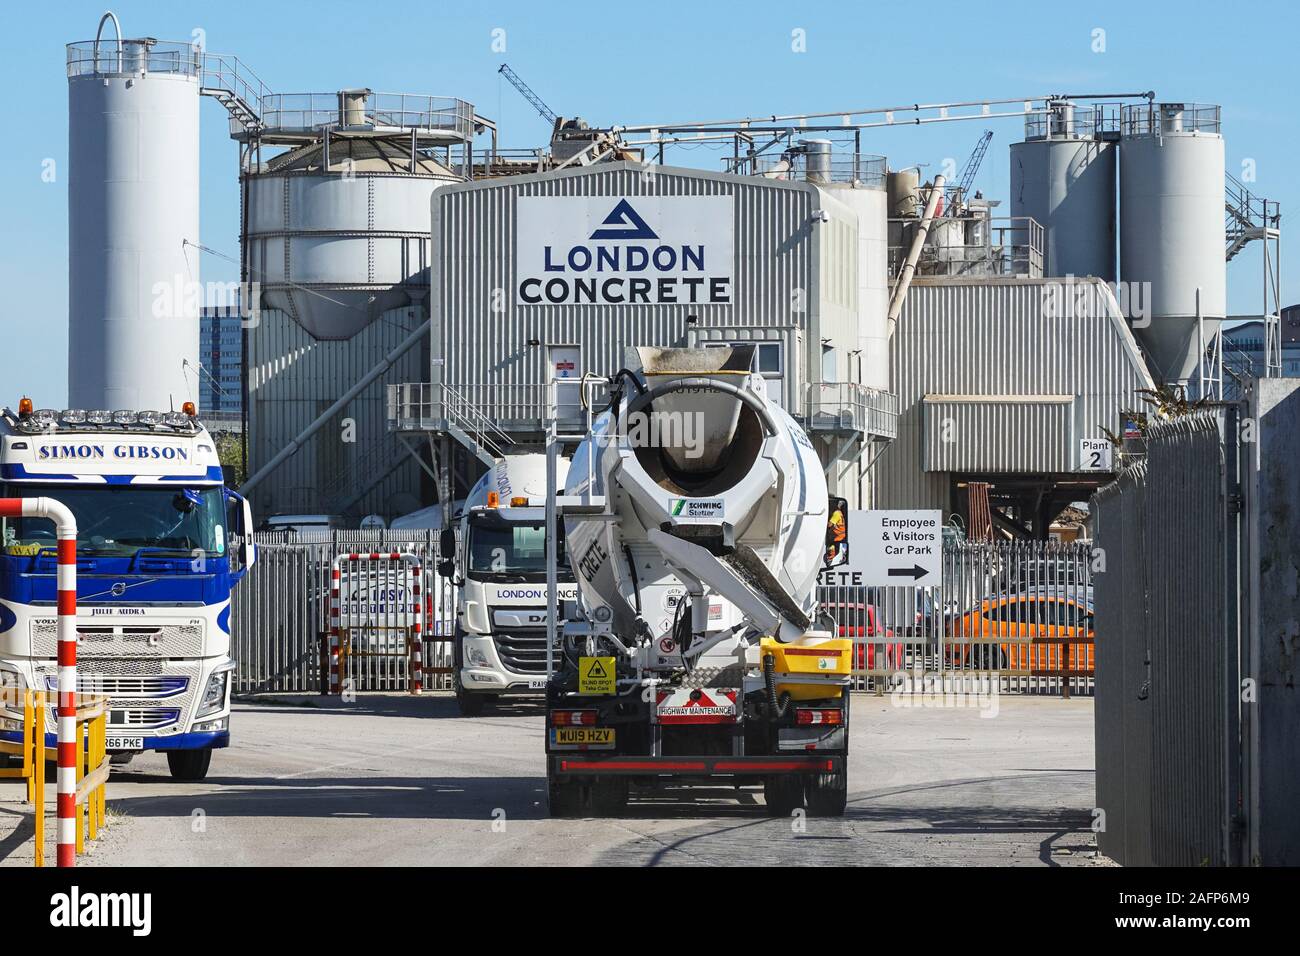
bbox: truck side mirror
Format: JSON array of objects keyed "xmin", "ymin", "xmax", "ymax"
[
  {"xmin": 226, "ymin": 490, "xmax": 257, "ymax": 579},
  {"xmin": 437, "ymin": 559, "xmax": 455, "ymax": 579},
  {"xmin": 439, "ymin": 527, "xmax": 455, "ymax": 560}
]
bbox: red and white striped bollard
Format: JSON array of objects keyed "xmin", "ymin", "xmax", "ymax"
[{"xmin": 0, "ymin": 497, "xmax": 78, "ymax": 867}]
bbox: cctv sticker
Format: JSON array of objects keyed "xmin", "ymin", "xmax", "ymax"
[{"xmin": 662, "ymin": 587, "xmax": 686, "ymax": 612}]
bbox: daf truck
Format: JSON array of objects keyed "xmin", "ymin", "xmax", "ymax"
[
  {"xmin": 440, "ymin": 454, "xmax": 575, "ymax": 715},
  {"xmin": 0, "ymin": 399, "xmax": 255, "ymax": 780}
]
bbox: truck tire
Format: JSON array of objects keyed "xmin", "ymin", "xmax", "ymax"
[
  {"xmin": 805, "ymin": 770, "xmax": 847, "ymax": 817},
  {"xmin": 547, "ymin": 773, "xmax": 582, "ymax": 818},
  {"xmin": 453, "ymin": 671, "xmax": 487, "ymax": 716},
  {"xmin": 763, "ymin": 775, "xmax": 804, "ymax": 816},
  {"xmin": 589, "ymin": 778, "xmax": 629, "ymax": 817},
  {"xmin": 166, "ymin": 748, "xmax": 212, "ymax": 781}
]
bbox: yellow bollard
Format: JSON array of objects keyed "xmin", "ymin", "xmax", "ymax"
[
  {"xmin": 23, "ymin": 689, "xmax": 34, "ymax": 805},
  {"xmin": 33, "ymin": 692, "xmax": 44, "ymax": 869},
  {"xmin": 74, "ymin": 715, "xmax": 84, "ymax": 855}
]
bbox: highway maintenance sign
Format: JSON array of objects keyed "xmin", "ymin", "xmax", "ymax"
[
  {"xmin": 819, "ymin": 509, "xmax": 943, "ymax": 588},
  {"xmin": 578, "ymin": 656, "xmax": 616, "ymax": 695}
]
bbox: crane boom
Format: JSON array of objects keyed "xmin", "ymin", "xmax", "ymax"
[
  {"xmin": 498, "ymin": 62, "xmax": 558, "ymax": 125},
  {"xmin": 951, "ymin": 129, "xmax": 993, "ymax": 204}
]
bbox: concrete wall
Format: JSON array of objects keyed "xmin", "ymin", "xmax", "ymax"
[{"xmin": 1251, "ymin": 377, "xmax": 1300, "ymax": 865}]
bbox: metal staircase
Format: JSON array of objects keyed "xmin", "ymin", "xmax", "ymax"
[
  {"xmin": 198, "ymin": 52, "xmax": 268, "ymax": 135},
  {"xmin": 438, "ymin": 384, "xmax": 509, "ymax": 467},
  {"xmin": 1224, "ymin": 171, "xmax": 1283, "ymax": 377}
]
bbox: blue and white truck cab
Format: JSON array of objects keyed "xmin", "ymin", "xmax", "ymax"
[{"xmin": 0, "ymin": 399, "xmax": 254, "ymax": 780}]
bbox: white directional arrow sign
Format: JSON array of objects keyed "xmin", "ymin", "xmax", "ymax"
[{"xmin": 820, "ymin": 509, "xmax": 944, "ymax": 588}]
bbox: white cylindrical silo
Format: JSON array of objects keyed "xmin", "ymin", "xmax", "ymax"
[
  {"xmin": 244, "ymin": 137, "xmax": 459, "ymax": 340},
  {"xmin": 67, "ymin": 24, "xmax": 201, "ymax": 411},
  {"xmin": 824, "ymin": 156, "xmax": 889, "ymax": 390},
  {"xmin": 1010, "ymin": 103, "xmax": 1116, "ymax": 281},
  {"xmin": 1120, "ymin": 103, "xmax": 1225, "ymax": 384}
]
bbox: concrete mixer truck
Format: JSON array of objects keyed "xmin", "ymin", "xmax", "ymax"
[{"xmin": 543, "ymin": 345, "xmax": 852, "ymax": 817}]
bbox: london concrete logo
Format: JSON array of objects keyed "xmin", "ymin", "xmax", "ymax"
[
  {"xmin": 589, "ymin": 198, "xmax": 657, "ymax": 240},
  {"xmin": 516, "ymin": 195, "xmax": 734, "ymax": 306}
]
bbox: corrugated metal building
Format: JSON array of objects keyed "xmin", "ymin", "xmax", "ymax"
[
  {"xmin": 390, "ymin": 160, "xmax": 897, "ymax": 507},
  {"xmin": 247, "ymin": 304, "xmax": 426, "ymax": 520},
  {"xmin": 874, "ymin": 276, "xmax": 1155, "ymax": 530}
]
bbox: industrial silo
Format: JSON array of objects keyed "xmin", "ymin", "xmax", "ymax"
[
  {"xmin": 240, "ymin": 90, "xmax": 472, "ymax": 519},
  {"xmin": 66, "ymin": 17, "xmax": 201, "ymax": 410},
  {"xmin": 1119, "ymin": 103, "xmax": 1226, "ymax": 384},
  {"xmin": 816, "ymin": 153, "xmax": 890, "ymax": 391},
  {"xmin": 243, "ymin": 109, "xmax": 461, "ymax": 338},
  {"xmin": 1010, "ymin": 100, "xmax": 1117, "ymax": 281}
]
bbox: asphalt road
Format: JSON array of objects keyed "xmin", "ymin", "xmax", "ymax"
[{"xmin": 1, "ymin": 692, "xmax": 1107, "ymax": 867}]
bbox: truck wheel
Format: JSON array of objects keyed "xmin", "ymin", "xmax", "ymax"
[
  {"xmin": 589, "ymin": 778, "xmax": 629, "ymax": 817},
  {"xmin": 547, "ymin": 774, "xmax": 582, "ymax": 818},
  {"xmin": 166, "ymin": 748, "xmax": 212, "ymax": 781},
  {"xmin": 805, "ymin": 770, "xmax": 847, "ymax": 817},
  {"xmin": 453, "ymin": 672, "xmax": 487, "ymax": 716},
  {"xmin": 763, "ymin": 775, "xmax": 804, "ymax": 816}
]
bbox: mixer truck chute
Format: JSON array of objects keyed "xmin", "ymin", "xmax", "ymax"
[{"xmin": 544, "ymin": 346, "xmax": 852, "ymax": 817}]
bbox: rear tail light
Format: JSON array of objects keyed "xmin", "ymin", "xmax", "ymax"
[
  {"xmin": 552, "ymin": 709, "xmax": 597, "ymax": 727},
  {"xmin": 795, "ymin": 708, "xmax": 843, "ymax": 726}
]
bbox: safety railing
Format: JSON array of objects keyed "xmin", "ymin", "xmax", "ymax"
[
  {"xmin": 0, "ymin": 688, "xmax": 110, "ymax": 867},
  {"xmin": 388, "ymin": 382, "xmax": 612, "ymax": 434},
  {"xmin": 889, "ymin": 215, "xmax": 1043, "ymax": 278},
  {"xmin": 751, "ymin": 152, "xmax": 887, "ymax": 187},
  {"xmin": 1121, "ymin": 102, "xmax": 1221, "ymax": 135},
  {"xmin": 67, "ymin": 39, "xmax": 201, "ymax": 78},
  {"xmin": 1023, "ymin": 102, "xmax": 1125, "ymax": 140},
  {"xmin": 258, "ymin": 92, "xmax": 476, "ymax": 140},
  {"xmin": 802, "ymin": 382, "xmax": 898, "ymax": 439}
]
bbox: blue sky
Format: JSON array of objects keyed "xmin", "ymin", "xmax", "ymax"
[{"xmin": 2, "ymin": 0, "xmax": 1295, "ymax": 406}]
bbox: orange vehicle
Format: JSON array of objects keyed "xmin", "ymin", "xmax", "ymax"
[{"xmin": 948, "ymin": 587, "xmax": 1094, "ymax": 677}]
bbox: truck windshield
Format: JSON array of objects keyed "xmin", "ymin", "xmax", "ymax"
[
  {"xmin": 466, "ymin": 513, "xmax": 566, "ymax": 580},
  {"xmin": 0, "ymin": 484, "xmax": 226, "ymax": 559}
]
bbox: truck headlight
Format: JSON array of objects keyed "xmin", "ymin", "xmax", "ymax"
[
  {"xmin": 194, "ymin": 670, "xmax": 230, "ymax": 719},
  {"xmin": 465, "ymin": 644, "xmax": 490, "ymax": 668}
]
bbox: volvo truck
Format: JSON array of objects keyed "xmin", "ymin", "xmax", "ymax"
[
  {"xmin": 545, "ymin": 347, "xmax": 851, "ymax": 816},
  {"xmin": 441, "ymin": 454, "xmax": 575, "ymax": 715},
  {"xmin": 0, "ymin": 399, "xmax": 254, "ymax": 780}
]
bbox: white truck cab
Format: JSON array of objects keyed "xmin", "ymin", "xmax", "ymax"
[{"xmin": 440, "ymin": 454, "xmax": 574, "ymax": 715}]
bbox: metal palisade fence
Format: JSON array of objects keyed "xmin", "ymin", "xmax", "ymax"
[
  {"xmin": 824, "ymin": 538, "xmax": 1094, "ymax": 698},
  {"xmin": 231, "ymin": 530, "xmax": 1094, "ymax": 697},
  {"xmin": 1092, "ymin": 411, "xmax": 1243, "ymax": 867},
  {"xmin": 230, "ymin": 530, "xmax": 457, "ymax": 694}
]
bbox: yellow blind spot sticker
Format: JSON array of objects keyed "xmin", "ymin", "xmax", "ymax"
[{"xmin": 578, "ymin": 656, "xmax": 615, "ymax": 695}]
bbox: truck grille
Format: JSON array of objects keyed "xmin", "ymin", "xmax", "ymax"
[
  {"xmin": 45, "ymin": 675, "xmax": 188, "ymax": 698},
  {"xmin": 492, "ymin": 630, "xmax": 550, "ymax": 674},
  {"xmin": 109, "ymin": 708, "xmax": 182, "ymax": 730},
  {"xmin": 30, "ymin": 622, "xmax": 204, "ymax": 658},
  {"xmin": 33, "ymin": 659, "xmax": 201, "ymax": 737}
]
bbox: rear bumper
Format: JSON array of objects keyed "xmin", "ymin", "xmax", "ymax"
[
  {"xmin": 549, "ymin": 754, "xmax": 843, "ymax": 777},
  {"xmin": 0, "ymin": 729, "xmax": 229, "ymax": 752}
]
